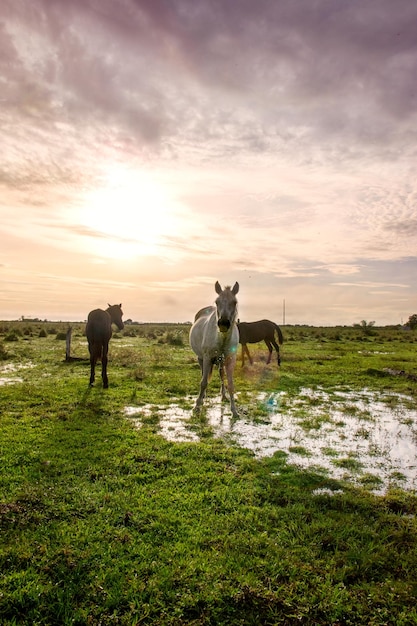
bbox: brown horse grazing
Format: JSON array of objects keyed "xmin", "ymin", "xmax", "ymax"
[
  {"xmin": 86, "ymin": 304, "xmax": 124, "ymax": 388},
  {"xmin": 237, "ymin": 319, "xmax": 284, "ymax": 367}
]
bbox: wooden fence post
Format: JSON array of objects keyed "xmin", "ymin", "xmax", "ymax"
[{"xmin": 66, "ymin": 326, "xmax": 72, "ymax": 361}]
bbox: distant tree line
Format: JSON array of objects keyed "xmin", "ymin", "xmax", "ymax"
[{"xmin": 406, "ymin": 314, "xmax": 417, "ymax": 330}]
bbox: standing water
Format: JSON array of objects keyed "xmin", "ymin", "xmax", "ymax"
[{"xmin": 125, "ymin": 387, "xmax": 417, "ymax": 494}]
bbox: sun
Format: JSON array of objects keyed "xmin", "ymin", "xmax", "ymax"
[{"xmin": 77, "ymin": 166, "xmax": 180, "ymax": 260}]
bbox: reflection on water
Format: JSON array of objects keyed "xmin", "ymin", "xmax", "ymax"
[
  {"xmin": 0, "ymin": 362, "xmax": 34, "ymax": 385},
  {"xmin": 0, "ymin": 376, "xmax": 24, "ymax": 386},
  {"xmin": 125, "ymin": 387, "xmax": 417, "ymax": 494}
]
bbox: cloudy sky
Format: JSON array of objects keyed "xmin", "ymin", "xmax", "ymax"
[{"xmin": 1, "ymin": 0, "xmax": 417, "ymax": 325}]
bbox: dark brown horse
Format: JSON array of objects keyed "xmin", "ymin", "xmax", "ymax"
[
  {"xmin": 237, "ymin": 319, "xmax": 284, "ymax": 367},
  {"xmin": 86, "ymin": 304, "xmax": 124, "ymax": 388}
]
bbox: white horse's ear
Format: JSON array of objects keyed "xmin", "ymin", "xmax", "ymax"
[
  {"xmin": 215, "ymin": 281, "xmax": 222, "ymax": 294},
  {"xmin": 232, "ymin": 282, "xmax": 239, "ymax": 295}
]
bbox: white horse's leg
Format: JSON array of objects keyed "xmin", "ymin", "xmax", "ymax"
[
  {"xmin": 225, "ymin": 355, "xmax": 238, "ymax": 417},
  {"xmin": 219, "ymin": 361, "xmax": 228, "ymax": 402},
  {"xmin": 195, "ymin": 357, "xmax": 211, "ymax": 411}
]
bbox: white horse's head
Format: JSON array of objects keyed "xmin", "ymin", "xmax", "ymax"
[{"xmin": 214, "ymin": 281, "xmax": 239, "ymax": 333}]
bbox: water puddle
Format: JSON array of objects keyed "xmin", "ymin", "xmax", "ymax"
[
  {"xmin": 125, "ymin": 387, "xmax": 417, "ymax": 494},
  {"xmin": 0, "ymin": 376, "xmax": 24, "ymax": 386},
  {"xmin": 0, "ymin": 362, "xmax": 34, "ymax": 385}
]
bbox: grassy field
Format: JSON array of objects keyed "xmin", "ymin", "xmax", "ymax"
[{"xmin": 0, "ymin": 321, "xmax": 417, "ymax": 625}]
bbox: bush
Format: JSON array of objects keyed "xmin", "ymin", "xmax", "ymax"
[
  {"xmin": 161, "ymin": 331, "xmax": 184, "ymax": 346},
  {"xmin": 0, "ymin": 341, "xmax": 8, "ymax": 360},
  {"xmin": 406, "ymin": 314, "xmax": 417, "ymax": 330},
  {"xmin": 122, "ymin": 327, "xmax": 139, "ymax": 337},
  {"xmin": 4, "ymin": 331, "xmax": 20, "ymax": 342}
]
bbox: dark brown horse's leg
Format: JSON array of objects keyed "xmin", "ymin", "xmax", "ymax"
[
  {"xmin": 270, "ymin": 338, "xmax": 281, "ymax": 366},
  {"xmin": 265, "ymin": 340, "xmax": 273, "ymax": 364},
  {"xmin": 246, "ymin": 346, "xmax": 253, "ymax": 365},
  {"xmin": 89, "ymin": 357, "xmax": 95, "ymax": 386},
  {"xmin": 89, "ymin": 343, "xmax": 96, "ymax": 386},
  {"xmin": 102, "ymin": 343, "xmax": 109, "ymax": 388},
  {"xmin": 242, "ymin": 344, "xmax": 253, "ymax": 366}
]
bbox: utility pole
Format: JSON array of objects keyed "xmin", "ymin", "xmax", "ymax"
[{"xmin": 283, "ymin": 299, "xmax": 286, "ymax": 325}]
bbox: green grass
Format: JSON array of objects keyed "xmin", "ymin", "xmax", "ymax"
[{"xmin": 0, "ymin": 322, "xmax": 417, "ymax": 625}]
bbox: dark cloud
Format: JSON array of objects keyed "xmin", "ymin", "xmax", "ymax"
[
  {"xmin": 2, "ymin": 0, "xmax": 417, "ymax": 163},
  {"xmin": 384, "ymin": 219, "xmax": 417, "ymax": 237},
  {"xmin": 0, "ymin": 160, "xmax": 87, "ymax": 190},
  {"xmin": 1, "ymin": 0, "xmax": 417, "ymax": 324}
]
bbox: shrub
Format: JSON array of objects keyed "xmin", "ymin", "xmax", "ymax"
[
  {"xmin": 122, "ymin": 327, "xmax": 138, "ymax": 337},
  {"xmin": 162, "ymin": 331, "xmax": 184, "ymax": 346},
  {"xmin": 0, "ymin": 341, "xmax": 8, "ymax": 360},
  {"xmin": 406, "ymin": 313, "xmax": 417, "ymax": 330},
  {"xmin": 4, "ymin": 331, "xmax": 20, "ymax": 342}
]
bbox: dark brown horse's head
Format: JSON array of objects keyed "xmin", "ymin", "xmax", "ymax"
[
  {"xmin": 214, "ymin": 281, "xmax": 239, "ymax": 333},
  {"xmin": 107, "ymin": 303, "xmax": 124, "ymax": 330}
]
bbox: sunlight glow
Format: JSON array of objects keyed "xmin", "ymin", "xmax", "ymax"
[{"xmin": 77, "ymin": 166, "xmax": 182, "ymax": 260}]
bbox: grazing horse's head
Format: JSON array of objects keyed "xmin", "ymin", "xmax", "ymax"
[
  {"xmin": 214, "ymin": 281, "xmax": 239, "ymax": 333},
  {"xmin": 107, "ymin": 303, "xmax": 124, "ymax": 330}
]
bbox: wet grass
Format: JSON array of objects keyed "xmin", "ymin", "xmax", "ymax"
[{"xmin": 0, "ymin": 322, "xmax": 417, "ymax": 624}]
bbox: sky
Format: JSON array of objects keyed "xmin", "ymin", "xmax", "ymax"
[{"xmin": 1, "ymin": 0, "xmax": 417, "ymax": 326}]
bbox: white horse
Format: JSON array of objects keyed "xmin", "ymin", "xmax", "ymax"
[{"xmin": 189, "ymin": 281, "xmax": 240, "ymax": 417}]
